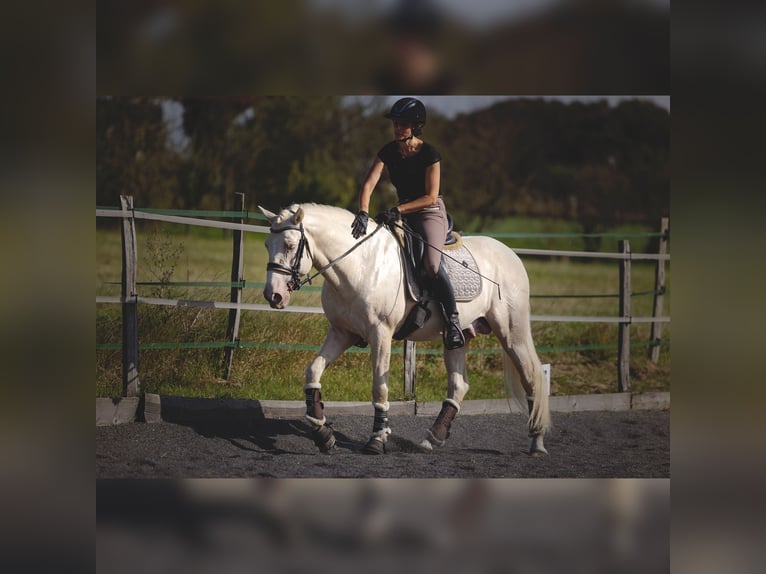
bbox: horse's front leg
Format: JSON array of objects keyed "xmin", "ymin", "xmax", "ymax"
[
  {"xmin": 421, "ymin": 345, "xmax": 469, "ymax": 450},
  {"xmin": 361, "ymin": 333, "xmax": 394, "ymax": 455},
  {"xmin": 304, "ymin": 326, "xmax": 357, "ymax": 452}
]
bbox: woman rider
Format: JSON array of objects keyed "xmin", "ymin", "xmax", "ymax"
[{"xmin": 350, "ymin": 97, "xmax": 465, "ymax": 350}]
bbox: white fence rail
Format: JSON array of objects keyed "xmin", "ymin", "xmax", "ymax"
[{"xmin": 96, "ymin": 295, "xmax": 670, "ymax": 324}]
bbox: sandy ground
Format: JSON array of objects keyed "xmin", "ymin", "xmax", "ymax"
[{"xmin": 96, "ymin": 406, "xmax": 669, "ymax": 478}]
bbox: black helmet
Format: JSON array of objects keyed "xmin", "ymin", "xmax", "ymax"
[{"xmin": 384, "ymin": 97, "xmax": 427, "ymax": 132}]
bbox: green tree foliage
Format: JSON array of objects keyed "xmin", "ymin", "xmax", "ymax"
[
  {"xmin": 96, "ymin": 97, "xmax": 181, "ymax": 208},
  {"xmin": 434, "ymin": 98, "xmax": 668, "ymax": 231},
  {"xmin": 96, "ymin": 96, "xmax": 669, "ymax": 231}
]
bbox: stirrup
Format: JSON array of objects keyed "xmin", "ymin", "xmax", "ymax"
[{"xmin": 443, "ymin": 322, "xmax": 465, "ymax": 350}]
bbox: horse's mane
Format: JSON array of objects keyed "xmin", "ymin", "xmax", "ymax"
[{"xmin": 278, "ymin": 203, "xmax": 354, "ymax": 224}]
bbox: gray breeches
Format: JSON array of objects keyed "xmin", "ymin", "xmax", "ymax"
[{"xmin": 404, "ymin": 197, "xmax": 448, "ymax": 278}]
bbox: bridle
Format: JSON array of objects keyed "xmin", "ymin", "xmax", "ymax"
[
  {"xmin": 266, "ymin": 222, "xmax": 313, "ymax": 292},
  {"xmin": 266, "ymin": 214, "xmax": 384, "ymax": 293}
]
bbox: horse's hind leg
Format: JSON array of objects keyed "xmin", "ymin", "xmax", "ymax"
[
  {"xmin": 487, "ymin": 309, "xmax": 551, "ymax": 456},
  {"xmin": 305, "ymin": 326, "xmax": 356, "ymax": 452},
  {"xmin": 420, "ymin": 345, "xmax": 469, "ymax": 450},
  {"xmin": 507, "ymin": 347, "xmax": 549, "ymax": 457}
]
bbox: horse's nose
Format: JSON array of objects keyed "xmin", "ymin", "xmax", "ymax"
[
  {"xmin": 268, "ymin": 292, "xmax": 282, "ymax": 308},
  {"xmin": 262, "ymin": 286, "xmax": 273, "ymax": 303}
]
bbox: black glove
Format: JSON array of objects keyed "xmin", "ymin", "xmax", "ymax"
[
  {"xmin": 351, "ymin": 210, "xmax": 369, "ymax": 239},
  {"xmin": 375, "ymin": 207, "xmax": 400, "ymax": 225}
]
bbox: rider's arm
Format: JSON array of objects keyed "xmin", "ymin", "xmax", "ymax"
[
  {"xmin": 397, "ymin": 161, "xmax": 440, "ymax": 215},
  {"xmin": 359, "ymin": 157, "xmax": 385, "ymax": 213}
]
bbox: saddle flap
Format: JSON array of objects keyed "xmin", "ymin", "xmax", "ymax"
[{"xmin": 396, "ymin": 228, "xmax": 481, "ymax": 303}]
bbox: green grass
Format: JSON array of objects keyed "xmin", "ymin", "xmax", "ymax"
[
  {"xmin": 458, "ymin": 215, "xmax": 665, "ymax": 253},
  {"xmin": 96, "ymin": 220, "xmax": 670, "ymax": 401}
]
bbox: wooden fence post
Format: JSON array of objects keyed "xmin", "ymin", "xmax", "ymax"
[
  {"xmin": 120, "ymin": 195, "xmax": 140, "ymax": 397},
  {"xmin": 221, "ymin": 192, "xmax": 246, "ymax": 380},
  {"xmin": 617, "ymin": 240, "xmax": 631, "ymax": 393},
  {"xmin": 649, "ymin": 217, "xmax": 669, "ymax": 363},
  {"xmin": 404, "ymin": 340, "xmax": 417, "ymax": 402}
]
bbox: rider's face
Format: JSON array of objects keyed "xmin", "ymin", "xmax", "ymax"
[{"xmin": 392, "ymin": 121, "xmax": 413, "ymax": 139}]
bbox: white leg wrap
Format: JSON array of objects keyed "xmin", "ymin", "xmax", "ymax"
[
  {"xmin": 372, "ymin": 401, "xmax": 390, "ymax": 411},
  {"xmin": 303, "ymin": 383, "xmax": 322, "ymax": 391},
  {"xmin": 371, "ymin": 427, "xmax": 392, "ymax": 438},
  {"xmin": 304, "ymin": 414, "xmax": 326, "ymax": 427}
]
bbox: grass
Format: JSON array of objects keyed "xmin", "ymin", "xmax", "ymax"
[{"xmin": 96, "ymin": 219, "xmax": 670, "ymax": 401}]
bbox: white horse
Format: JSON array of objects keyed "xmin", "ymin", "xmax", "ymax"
[{"xmin": 259, "ymin": 203, "xmax": 550, "ymax": 456}]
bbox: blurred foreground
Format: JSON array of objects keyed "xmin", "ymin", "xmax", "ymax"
[
  {"xmin": 97, "ymin": 0, "xmax": 669, "ymax": 94},
  {"xmin": 97, "ymin": 479, "xmax": 668, "ymax": 573}
]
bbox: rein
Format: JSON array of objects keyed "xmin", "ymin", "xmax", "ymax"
[
  {"xmin": 267, "ymin": 214, "xmax": 501, "ymax": 299},
  {"xmin": 267, "ymin": 220, "xmax": 383, "ymax": 292}
]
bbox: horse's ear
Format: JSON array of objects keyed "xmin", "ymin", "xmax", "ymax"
[
  {"xmin": 294, "ymin": 207, "xmax": 304, "ymax": 224},
  {"xmin": 258, "ymin": 205, "xmax": 278, "ymax": 224}
]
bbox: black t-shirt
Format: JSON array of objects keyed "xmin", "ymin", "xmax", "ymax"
[{"xmin": 377, "ymin": 141, "xmax": 441, "ymax": 203}]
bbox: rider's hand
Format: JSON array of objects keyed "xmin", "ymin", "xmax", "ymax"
[
  {"xmin": 375, "ymin": 206, "xmax": 400, "ymax": 225},
  {"xmin": 351, "ymin": 210, "xmax": 369, "ymax": 239}
]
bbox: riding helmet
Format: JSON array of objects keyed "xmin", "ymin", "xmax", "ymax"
[{"xmin": 384, "ymin": 97, "xmax": 427, "ymax": 134}]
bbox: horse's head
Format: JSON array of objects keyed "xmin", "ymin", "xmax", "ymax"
[{"xmin": 259, "ymin": 205, "xmax": 312, "ymax": 309}]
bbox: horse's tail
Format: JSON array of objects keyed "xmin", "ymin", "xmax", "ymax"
[
  {"xmin": 526, "ymin": 342, "xmax": 551, "ymax": 434},
  {"xmin": 503, "ymin": 352, "xmax": 528, "ymax": 416},
  {"xmin": 502, "ymin": 341, "xmax": 551, "ymax": 434}
]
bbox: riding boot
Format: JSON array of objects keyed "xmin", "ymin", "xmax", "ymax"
[{"xmin": 429, "ymin": 262, "xmax": 465, "ymax": 350}]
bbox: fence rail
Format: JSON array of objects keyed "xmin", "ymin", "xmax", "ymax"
[
  {"xmin": 103, "ymin": 280, "xmax": 668, "ymax": 300},
  {"xmin": 96, "ymin": 295, "xmax": 670, "ymax": 324},
  {"xmin": 97, "ymin": 197, "xmax": 670, "ymax": 399},
  {"xmin": 96, "ymin": 339, "xmax": 669, "ymax": 354}
]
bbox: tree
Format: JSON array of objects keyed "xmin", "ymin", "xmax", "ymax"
[
  {"xmin": 96, "ymin": 96, "xmax": 669, "ymax": 230},
  {"xmin": 96, "ymin": 97, "xmax": 179, "ymax": 208}
]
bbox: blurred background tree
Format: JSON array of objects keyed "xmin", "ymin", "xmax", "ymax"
[{"xmin": 96, "ymin": 96, "xmax": 669, "ymax": 233}]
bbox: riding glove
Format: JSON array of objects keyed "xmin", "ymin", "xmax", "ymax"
[
  {"xmin": 351, "ymin": 210, "xmax": 369, "ymax": 239},
  {"xmin": 375, "ymin": 207, "xmax": 400, "ymax": 225}
]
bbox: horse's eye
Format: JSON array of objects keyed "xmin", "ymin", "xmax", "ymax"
[{"xmin": 285, "ymin": 241, "xmax": 296, "ymax": 250}]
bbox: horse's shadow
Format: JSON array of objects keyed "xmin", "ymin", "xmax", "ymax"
[{"xmin": 154, "ymin": 396, "xmax": 362, "ymax": 454}]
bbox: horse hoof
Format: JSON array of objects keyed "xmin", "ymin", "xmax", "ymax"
[
  {"xmin": 425, "ymin": 429, "xmax": 447, "ymax": 448},
  {"xmin": 361, "ymin": 436, "xmax": 386, "ymax": 455},
  {"xmin": 419, "ymin": 439, "xmax": 433, "ymax": 451},
  {"xmin": 528, "ymin": 434, "xmax": 548, "ymax": 457},
  {"xmin": 312, "ymin": 425, "xmax": 336, "ymax": 453}
]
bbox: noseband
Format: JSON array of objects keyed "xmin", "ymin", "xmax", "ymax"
[{"xmin": 267, "ymin": 222, "xmax": 312, "ymax": 292}]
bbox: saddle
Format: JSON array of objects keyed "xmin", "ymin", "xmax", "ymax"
[
  {"xmin": 391, "ymin": 216, "xmax": 482, "ymax": 340},
  {"xmin": 401, "ymin": 214, "xmax": 458, "ymax": 271}
]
